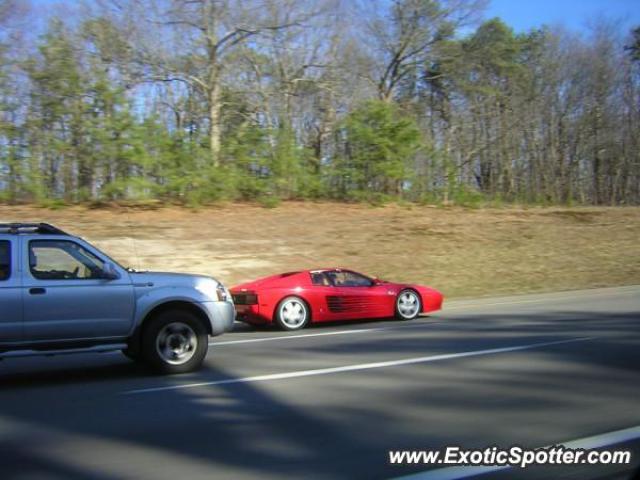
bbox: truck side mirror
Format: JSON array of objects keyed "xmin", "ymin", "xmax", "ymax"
[{"xmin": 102, "ymin": 262, "xmax": 120, "ymax": 280}]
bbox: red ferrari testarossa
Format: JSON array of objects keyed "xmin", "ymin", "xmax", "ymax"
[{"xmin": 231, "ymin": 268, "xmax": 443, "ymax": 331}]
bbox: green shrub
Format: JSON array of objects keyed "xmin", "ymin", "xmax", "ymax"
[
  {"xmin": 259, "ymin": 195, "xmax": 280, "ymax": 208},
  {"xmin": 37, "ymin": 198, "xmax": 68, "ymax": 210}
]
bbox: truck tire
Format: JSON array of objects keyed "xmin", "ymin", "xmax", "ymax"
[
  {"xmin": 141, "ymin": 309, "xmax": 209, "ymax": 374},
  {"xmin": 121, "ymin": 347, "xmax": 140, "ymax": 362}
]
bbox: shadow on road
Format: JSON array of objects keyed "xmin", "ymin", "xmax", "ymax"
[
  {"xmin": 230, "ymin": 314, "xmax": 439, "ymax": 334},
  {"xmin": 0, "ymin": 356, "xmax": 148, "ymax": 390},
  {"xmin": 0, "ymin": 309, "xmax": 638, "ymax": 479}
]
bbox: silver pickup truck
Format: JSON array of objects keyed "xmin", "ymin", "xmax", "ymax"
[{"xmin": 0, "ymin": 223, "xmax": 235, "ymax": 373}]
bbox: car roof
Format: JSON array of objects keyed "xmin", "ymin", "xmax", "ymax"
[{"xmin": 308, "ymin": 268, "xmax": 353, "ymax": 274}]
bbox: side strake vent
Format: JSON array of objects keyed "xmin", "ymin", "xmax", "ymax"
[{"xmin": 326, "ymin": 296, "xmax": 369, "ymax": 313}]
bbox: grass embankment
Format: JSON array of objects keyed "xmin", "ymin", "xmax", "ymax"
[{"xmin": 2, "ymin": 203, "xmax": 638, "ymax": 298}]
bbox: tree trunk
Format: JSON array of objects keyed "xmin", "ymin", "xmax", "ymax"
[{"xmin": 208, "ymin": 81, "xmax": 222, "ymax": 167}]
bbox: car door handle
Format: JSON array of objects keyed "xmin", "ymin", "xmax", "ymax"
[{"xmin": 29, "ymin": 288, "xmax": 47, "ymax": 295}]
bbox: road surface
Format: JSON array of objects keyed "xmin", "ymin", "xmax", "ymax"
[{"xmin": 1, "ymin": 285, "xmax": 639, "ymax": 479}]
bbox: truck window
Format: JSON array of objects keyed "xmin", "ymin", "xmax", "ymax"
[
  {"xmin": 29, "ymin": 240, "xmax": 105, "ymax": 280},
  {"xmin": 0, "ymin": 241, "xmax": 9, "ymax": 281}
]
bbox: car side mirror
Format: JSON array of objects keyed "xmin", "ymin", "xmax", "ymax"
[{"xmin": 101, "ymin": 262, "xmax": 120, "ymax": 280}]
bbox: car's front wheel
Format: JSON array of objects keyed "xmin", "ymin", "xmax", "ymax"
[
  {"xmin": 142, "ymin": 310, "xmax": 208, "ymax": 374},
  {"xmin": 275, "ymin": 296, "xmax": 310, "ymax": 331},
  {"xmin": 395, "ymin": 290, "xmax": 422, "ymax": 320}
]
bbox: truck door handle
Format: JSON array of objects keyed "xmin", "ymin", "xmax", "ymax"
[{"xmin": 29, "ymin": 288, "xmax": 46, "ymax": 295}]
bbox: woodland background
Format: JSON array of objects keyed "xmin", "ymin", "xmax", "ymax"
[{"xmin": 1, "ymin": 0, "xmax": 639, "ymax": 207}]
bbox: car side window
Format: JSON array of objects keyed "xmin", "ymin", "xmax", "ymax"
[
  {"xmin": 327, "ymin": 271, "xmax": 373, "ymax": 287},
  {"xmin": 310, "ymin": 272, "xmax": 331, "ymax": 286},
  {"xmin": 0, "ymin": 241, "xmax": 10, "ymax": 281},
  {"xmin": 29, "ymin": 240, "xmax": 105, "ymax": 280}
]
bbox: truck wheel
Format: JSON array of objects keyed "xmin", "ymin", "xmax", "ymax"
[
  {"xmin": 141, "ymin": 310, "xmax": 208, "ymax": 374},
  {"xmin": 121, "ymin": 347, "xmax": 140, "ymax": 362}
]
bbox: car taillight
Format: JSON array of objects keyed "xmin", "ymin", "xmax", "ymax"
[{"xmin": 232, "ymin": 292, "xmax": 258, "ymax": 305}]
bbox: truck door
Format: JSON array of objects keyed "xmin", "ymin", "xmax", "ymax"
[
  {"xmin": 22, "ymin": 238, "xmax": 135, "ymax": 341},
  {"xmin": 0, "ymin": 239, "xmax": 22, "ymax": 343}
]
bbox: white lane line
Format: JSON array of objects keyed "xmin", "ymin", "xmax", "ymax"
[
  {"xmin": 562, "ymin": 425, "xmax": 640, "ymax": 449},
  {"xmin": 210, "ymin": 328, "xmax": 376, "ymax": 346},
  {"xmin": 395, "ymin": 424, "xmax": 640, "ymax": 480},
  {"xmin": 210, "ymin": 322, "xmax": 445, "ymax": 346},
  {"xmin": 123, "ymin": 336, "xmax": 593, "ymax": 395}
]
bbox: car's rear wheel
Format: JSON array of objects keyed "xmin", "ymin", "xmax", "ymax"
[
  {"xmin": 141, "ymin": 310, "xmax": 208, "ymax": 374},
  {"xmin": 275, "ymin": 296, "xmax": 310, "ymax": 331},
  {"xmin": 396, "ymin": 290, "xmax": 421, "ymax": 320}
]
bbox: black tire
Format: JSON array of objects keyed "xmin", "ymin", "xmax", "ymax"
[
  {"xmin": 121, "ymin": 347, "xmax": 140, "ymax": 362},
  {"xmin": 275, "ymin": 296, "xmax": 310, "ymax": 331},
  {"xmin": 395, "ymin": 290, "xmax": 422, "ymax": 320},
  {"xmin": 141, "ymin": 309, "xmax": 209, "ymax": 374}
]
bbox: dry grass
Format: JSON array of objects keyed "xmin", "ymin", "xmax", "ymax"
[{"xmin": 2, "ymin": 203, "xmax": 639, "ymax": 298}]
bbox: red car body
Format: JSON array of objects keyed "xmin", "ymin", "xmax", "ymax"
[{"xmin": 230, "ymin": 268, "xmax": 443, "ymax": 326}]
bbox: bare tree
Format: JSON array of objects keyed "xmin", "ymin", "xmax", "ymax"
[
  {"xmin": 358, "ymin": 0, "xmax": 485, "ymax": 102},
  {"xmin": 122, "ymin": 0, "xmax": 324, "ymax": 166}
]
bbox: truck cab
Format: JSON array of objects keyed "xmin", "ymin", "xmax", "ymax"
[{"xmin": 0, "ymin": 223, "xmax": 235, "ymax": 373}]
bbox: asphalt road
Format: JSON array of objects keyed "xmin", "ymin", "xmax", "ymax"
[{"xmin": 1, "ymin": 285, "xmax": 639, "ymax": 480}]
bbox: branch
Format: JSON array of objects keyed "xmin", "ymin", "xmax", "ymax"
[{"xmin": 216, "ymin": 20, "xmax": 303, "ymax": 54}]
